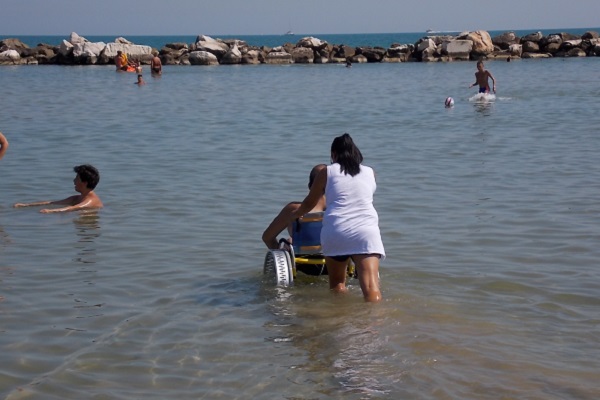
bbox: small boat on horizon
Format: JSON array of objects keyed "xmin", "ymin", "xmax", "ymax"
[{"xmin": 284, "ymin": 30, "xmax": 294, "ymax": 36}]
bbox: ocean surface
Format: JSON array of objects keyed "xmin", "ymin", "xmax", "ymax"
[
  {"xmin": 1, "ymin": 35, "xmax": 600, "ymax": 399},
  {"xmin": 8, "ymin": 27, "xmax": 600, "ymax": 50}
]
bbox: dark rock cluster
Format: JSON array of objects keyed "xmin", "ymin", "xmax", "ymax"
[{"xmin": 1, "ymin": 30, "xmax": 599, "ymax": 66}]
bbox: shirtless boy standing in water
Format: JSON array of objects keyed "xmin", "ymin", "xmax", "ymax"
[
  {"xmin": 470, "ymin": 60, "xmax": 496, "ymax": 93},
  {"xmin": 14, "ymin": 165, "xmax": 103, "ymax": 213}
]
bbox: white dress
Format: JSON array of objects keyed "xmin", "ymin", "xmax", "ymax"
[{"xmin": 321, "ymin": 163, "xmax": 385, "ymax": 259}]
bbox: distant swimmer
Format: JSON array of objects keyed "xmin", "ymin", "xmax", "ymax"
[
  {"xmin": 14, "ymin": 165, "xmax": 103, "ymax": 213},
  {"xmin": 135, "ymin": 74, "xmax": 146, "ymax": 85},
  {"xmin": 151, "ymin": 52, "xmax": 162, "ymax": 75},
  {"xmin": 469, "ymin": 60, "xmax": 496, "ymax": 93},
  {"xmin": 0, "ymin": 131, "xmax": 8, "ymax": 160},
  {"xmin": 445, "ymin": 97, "xmax": 455, "ymax": 108}
]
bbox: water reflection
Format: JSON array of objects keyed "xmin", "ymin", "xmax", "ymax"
[
  {"xmin": 0, "ymin": 223, "xmax": 11, "ymax": 248},
  {"xmin": 263, "ymin": 282, "xmax": 396, "ymax": 397},
  {"xmin": 473, "ymin": 100, "xmax": 494, "ymax": 116},
  {"xmin": 72, "ymin": 211, "xmax": 101, "ymax": 265}
]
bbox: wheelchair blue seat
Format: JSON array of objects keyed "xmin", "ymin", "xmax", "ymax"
[{"xmin": 291, "ymin": 211, "xmax": 323, "ymax": 255}]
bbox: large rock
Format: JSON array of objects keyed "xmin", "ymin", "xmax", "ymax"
[
  {"xmin": 220, "ymin": 44, "xmax": 242, "ymax": 64},
  {"xmin": 522, "ymin": 52, "xmax": 551, "ymax": 59},
  {"xmin": 492, "ymin": 32, "xmax": 520, "ymax": 50},
  {"xmin": 68, "ymin": 32, "xmax": 88, "ymax": 45},
  {"xmin": 565, "ymin": 48, "xmax": 587, "ymax": 57},
  {"xmin": 0, "ymin": 38, "xmax": 30, "ymax": 53},
  {"xmin": 421, "ymin": 46, "xmax": 438, "ymax": 62},
  {"xmin": 509, "ymin": 44, "xmax": 523, "ymax": 57},
  {"xmin": 296, "ymin": 36, "xmax": 328, "ymax": 50},
  {"xmin": 349, "ymin": 54, "xmax": 368, "ymax": 63},
  {"xmin": 313, "ymin": 48, "xmax": 330, "ymax": 64},
  {"xmin": 291, "ymin": 47, "xmax": 314, "ymax": 63},
  {"xmin": 99, "ymin": 42, "xmax": 153, "ymax": 64},
  {"xmin": 461, "ymin": 30, "xmax": 494, "ymax": 56},
  {"xmin": 194, "ymin": 35, "xmax": 229, "ymax": 59},
  {"xmin": 582, "ymin": 31, "xmax": 599, "ymax": 40},
  {"xmin": 388, "ymin": 44, "xmax": 412, "ymax": 55},
  {"xmin": 21, "ymin": 44, "xmax": 56, "ymax": 60},
  {"xmin": 58, "ymin": 40, "xmax": 74, "ymax": 57},
  {"xmin": 73, "ymin": 42, "xmax": 106, "ymax": 59},
  {"xmin": 114, "ymin": 37, "xmax": 133, "ymax": 45},
  {"xmin": 165, "ymin": 42, "xmax": 188, "ymax": 51},
  {"xmin": 0, "ymin": 49, "xmax": 21, "ymax": 64},
  {"xmin": 241, "ymin": 49, "xmax": 262, "ymax": 64},
  {"xmin": 358, "ymin": 46, "xmax": 387, "ymax": 62},
  {"xmin": 522, "ymin": 41, "xmax": 540, "ymax": 53},
  {"xmin": 188, "ymin": 50, "xmax": 219, "ymax": 65},
  {"xmin": 521, "ymin": 31, "xmax": 543, "ymax": 43},
  {"xmin": 416, "ymin": 38, "xmax": 436, "ymax": 52},
  {"xmin": 544, "ymin": 42, "xmax": 561, "ymax": 54},
  {"xmin": 441, "ymin": 40, "xmax": 473, "ymax": 60},
  {"xmin": 159, "ymin": 52, "xmax": 178, "ymax": 65},
  {"xmin": 265, "ymin": 50, "xmax": 293, "ymax": 64},
  {"xmin": 330, "ymin": 44, "xmax": 355, "ymax": 63},
  {"xmin": 159, "ymin": 46, "xmax": 187, "ymax": 60}
]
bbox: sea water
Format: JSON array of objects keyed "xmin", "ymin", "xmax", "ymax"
[
  {"xmin": 1, "ymin": 56, "xmax": 600, "ymax": 399},
  {"xmin": 12, "ymin": 27, "xmax": 600, "ymax": 50}
]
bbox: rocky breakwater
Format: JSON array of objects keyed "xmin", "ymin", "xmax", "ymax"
[
  {"xmin": 0, "ymin": 32, "xmax": 153, "ymax": 65},
  {"xmin": 1, "ymin": 30, "xmax": 599, "ymax": 66},
  {"xmin": 414, "ymin": 30, "xmax": 600, "ymax": 61}
]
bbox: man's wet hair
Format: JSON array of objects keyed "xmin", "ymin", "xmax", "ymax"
[{"xmin": 74, "ymin": 164, "xmax": 100, "ymax": 189}]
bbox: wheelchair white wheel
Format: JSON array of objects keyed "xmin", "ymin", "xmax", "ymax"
[{"xmin": 264, "ymin": 250, "xmax": 293, "ymax": 286}]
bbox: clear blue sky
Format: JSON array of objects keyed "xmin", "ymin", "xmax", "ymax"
[{"xmin": 3, "ymin": 0, "xmax": 599, "ymax": 36}]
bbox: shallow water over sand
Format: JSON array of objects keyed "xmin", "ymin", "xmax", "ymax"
[{"xmin": 1, "ymin": 58, "xmax": 600, "ymax": 399}]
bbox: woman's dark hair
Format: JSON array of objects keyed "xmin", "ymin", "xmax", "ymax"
[
  {"xmin": 74, "ymin": 164, "xmax": 100, "ymax": 189},
  {"xmin": 331, "ymin": 133, "xmax": 363, "ymax": 176}
]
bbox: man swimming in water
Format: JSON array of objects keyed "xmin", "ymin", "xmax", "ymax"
[
  {"xmin": 14, "ymin": 165, "xmax": 103, "ymax": 213},
  {"xmin": 470, "ymin": 60, "xmax": 496, "ymax": 93}
]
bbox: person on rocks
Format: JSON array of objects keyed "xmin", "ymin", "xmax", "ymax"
[
  {"xmin": 14, "ymin": 165, "xmax": 103, "ymax": 213},
  {"xmin": 470, "ymin": 60, "xmax": 496, "ymax": 93}
]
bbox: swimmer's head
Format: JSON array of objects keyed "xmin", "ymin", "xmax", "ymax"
[{"xmin": 74, "ymin": 164, "xmax": 100, "ymax": 189}]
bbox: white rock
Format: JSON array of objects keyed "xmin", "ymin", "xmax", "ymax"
[
  {"xmin": 73, "ymin": 42, "xmax": 106, "ymax": 58},
  {"xmin": 441, "ymin": 40, "xmax": 473, "ymax": 60},
  {"xmin": 188, "ymin": 50, "xmax": 219, "ymax": 65},
  {"xmin": 0, "ymin": 49, "xmax": 20, "ymax": 61},
  {"xmin": 59, "ymin": 39, "xmax": 74, "ymax": 56},
  {"xmin": 103, "ymin": 42, "xmax": 153, "ymax": 58},
  {"xmin": 69, "ymin": 32, "xmax": 87, "ymax": 45}
]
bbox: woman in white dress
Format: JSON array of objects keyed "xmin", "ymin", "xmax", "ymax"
[{"xmin": 292, "ymin": 133, "xmax": 385, "ymax": 302}]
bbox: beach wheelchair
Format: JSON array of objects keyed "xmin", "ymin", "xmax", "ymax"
[{"xmin": 263, "ymin": 212, "xmax": 355, "ymax": 286}]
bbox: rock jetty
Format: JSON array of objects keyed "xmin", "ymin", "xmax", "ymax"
[{"xmin": 1, "ymin": 30, "xmax": 599, "ymax": 66}]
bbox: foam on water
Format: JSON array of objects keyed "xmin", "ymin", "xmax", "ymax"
[{"xmin": 469, "ymin": 92, "xmax": 496, "ymax": 102}]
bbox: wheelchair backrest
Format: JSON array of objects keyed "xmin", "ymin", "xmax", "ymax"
[{"xmin": 292, "ymin": 211, "xmax": 323, "ymax": 255}]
